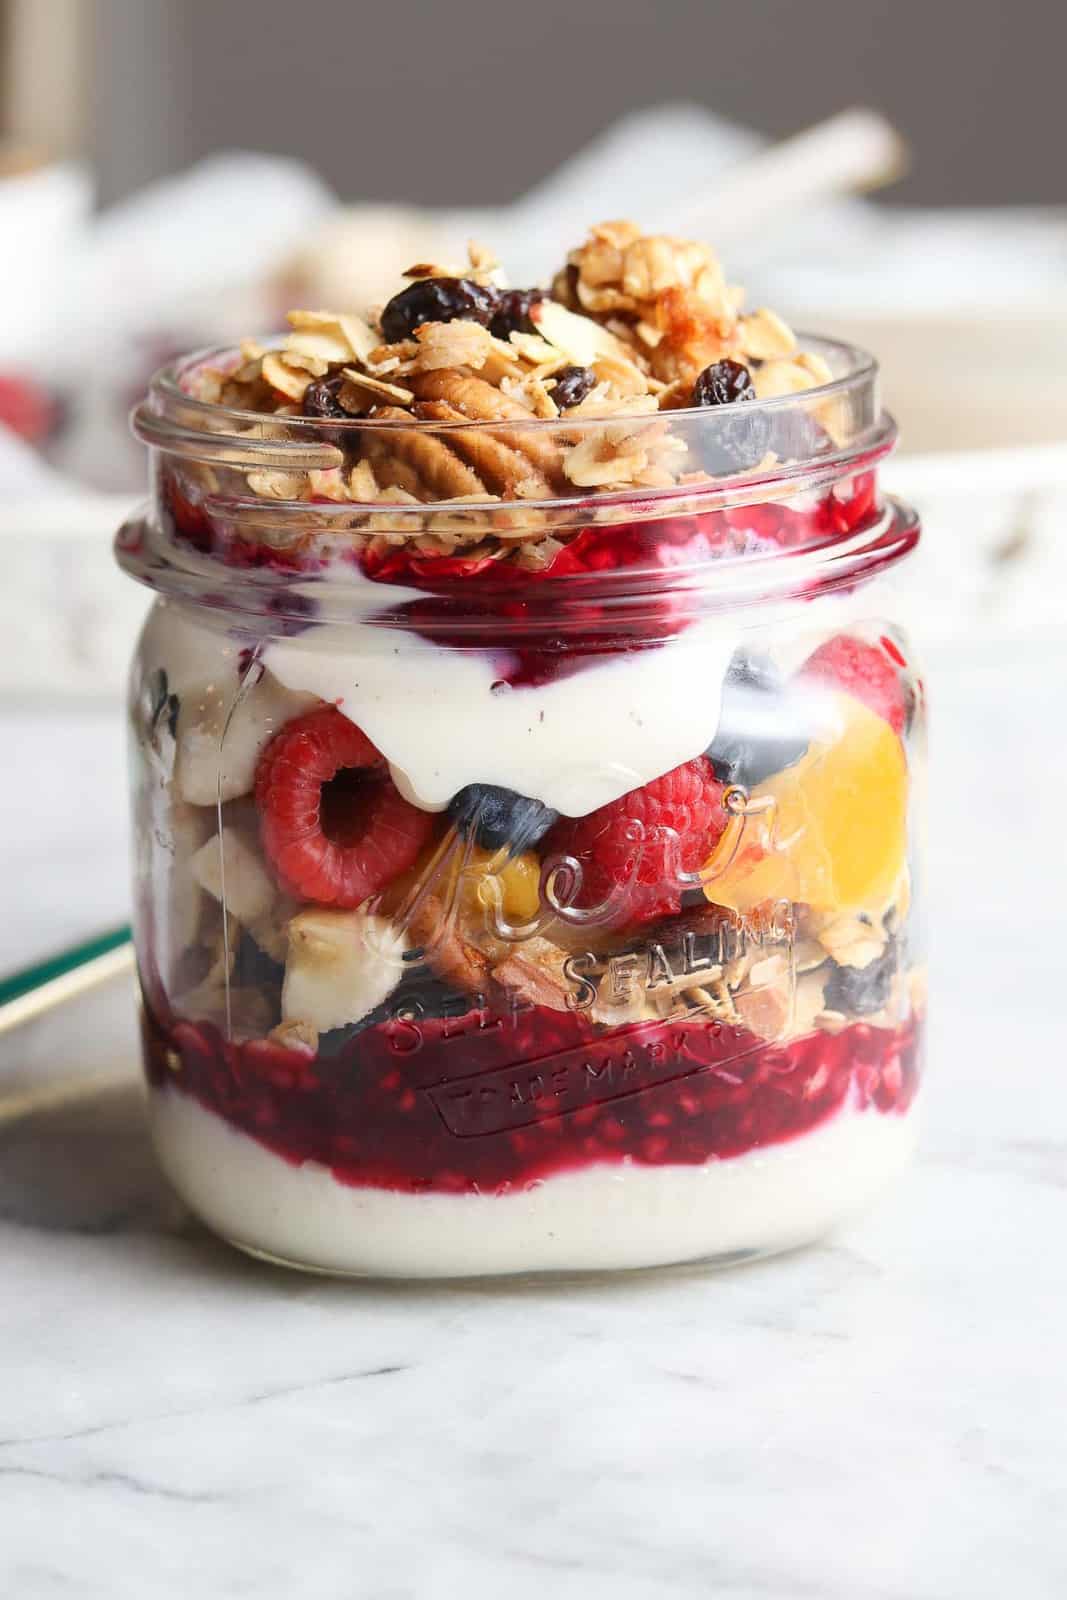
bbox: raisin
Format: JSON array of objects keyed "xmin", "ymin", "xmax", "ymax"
[
  {"xmin": 692, "ymin": 359, "xmax": 770, "ymax": 475},
  {"xmin": 692, "ymin": 359, "xmax": 756, "ymax": 407},
  {"xmin": 380, "ymin": 277, "xmax": 499, "ymax": 344},
  {"xmin": 551, "ymin": 364, "xmax": 597, "ymax": 410},
  {"xmin": 301, "ymin": 373, "xmax": 352, "ymax": 420},
  {"xmin": 489, "ymin": 287, "xmax": 545, "ymax": 340}
]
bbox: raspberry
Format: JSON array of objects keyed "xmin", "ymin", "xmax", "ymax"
[
  {"xmin": 254, "ymin": 707, "xmax": 435, "ymax": 906},
  {"xmin": 164, "ymin": 473, "xmax": 214, "ymax": 551},
  {"xmin": 0, "ymin": 372, "xmax": 55, "ymax": 443},
  {"xmin": 546, "ymin": 756, "xmax": 728, "ymax": 926},
  {"xmin": 800, "ymin": 634, "xmax": 908, "ymax": 734}
]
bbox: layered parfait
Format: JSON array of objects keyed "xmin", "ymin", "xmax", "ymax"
[{"xmin": 120, "ymin": 220, "xmax": 924, "ymax": 1276}]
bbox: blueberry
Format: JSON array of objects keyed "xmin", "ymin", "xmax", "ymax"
[
  {"xmin": 706, "ymin": 651, "xmax": 809, "ymax": 789},
  {"xmin": 449, "ymin": 783, "xmax": 558, "ymax": 854},
  {"xmin": 380, "ymin": 277, "xmax": 500, "ymax": 344},
  {"xmin": 824, "ymin": 940, "xmax": 897, "ymax": 1017},
  {"xmin": 317, "ymin": 969, "xmax": 476, "ymax": 1057}
]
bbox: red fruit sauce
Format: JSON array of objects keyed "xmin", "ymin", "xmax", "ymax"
[
  {"xmin": 162, "ymin": 469, "xmax": 880, "ymax": 587},
  {"xmin": 144, "ymin": 1000, "xmax": 920, "ymax": 1196}
]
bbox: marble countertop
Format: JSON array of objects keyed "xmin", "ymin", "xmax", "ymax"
[{"xmin": 2, "ymin": 642, "xmax": 1066, "ymax": 1599}]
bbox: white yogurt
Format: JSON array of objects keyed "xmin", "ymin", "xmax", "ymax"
[
  {"xmin": 149, "ymin": 1088, "xmax": 918, "ymax": 1278},
  {"xmin": 266, "ymin": 615, "xmax": 737, "ymax": 818},
  {"xmin": 142, "ymin": 552, "xmax": 893, "ymax": 822},
  {"xmin": 143, "ymin": 591, "xmax": 737, "ymax": 820}
]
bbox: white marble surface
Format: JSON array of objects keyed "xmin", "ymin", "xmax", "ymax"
[{"xmin": 2, "ymin": 641, "xmax": 1066, "ymax": 1599}]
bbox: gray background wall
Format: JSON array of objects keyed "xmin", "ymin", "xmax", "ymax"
[{"xmin": 91, "ymin": 0, "xmax": 1062, "ymax": 209}]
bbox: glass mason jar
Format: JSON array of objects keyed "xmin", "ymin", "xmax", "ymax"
[{"xmin": 117, "ymin": 338, "xmax": 924, "ymax": 1278}]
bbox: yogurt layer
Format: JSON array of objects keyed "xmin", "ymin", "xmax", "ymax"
[
  {"xmin": 149, "ymin": 1087, "xmax": 918, "ymax": 1278},
  {"xmin": 143, "ymin": 590, "xmax": 738, "ymax": 820},
  {"xmin": 266, "ymin": 615, "xmax": 737, "ymax": 818}
]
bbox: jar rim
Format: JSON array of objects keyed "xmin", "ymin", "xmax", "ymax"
[
  {"xmin": 140, "ymin": 332, "xmax": 877, "ymax": 441},
  {"xmin": 118, "ymin": 331, "xmax": 919, "ymax": 622},
  {"xmin": 131, "ymin": 334, "xmax": 891, "ymax": 523}
]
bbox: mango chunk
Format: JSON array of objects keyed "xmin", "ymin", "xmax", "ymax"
[{"xmin": 704, "ymin": 692, "xmax": 908, "ymax": 916}]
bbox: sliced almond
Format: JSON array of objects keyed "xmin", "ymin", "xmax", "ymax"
[
  {"xmin": 467, "ymin": 238, "xmax": 499, "ymax": 275},
  {"xmin": 752, "ymin": 359, "xmax": 816, "ymax": 400},
  {"xmin": 739, "ymin": 307, "xmax": 797, "ymax": 362},
  {"xmin": 287, "ymin": 308, "xmax": 378, "ymax": 364},
  {"xmin": 286, "ymin": 330, "xmax": 354, "ymax": 365},
  {"xmin": 340, "ymin": 368, "xmax": 415, "ymax": 408},
  {"xmin": 795, "ymin": 349, "xmax": 834, "ymax": 387},
  {"xmin": 261, "ymin": 352, "xmax": 313, "ymax": 402},
  {"xmin": 508, "ymin": 331, "xmax": 563, "ymax": 366},
  {"xmin": 531, "ymin": 299, "xmax": 633, "ymax": 367}
]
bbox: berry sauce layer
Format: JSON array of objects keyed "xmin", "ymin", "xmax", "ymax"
[{"xmin": 144, "ymin": 1004, "xmax": 921, "ymax": 1196}]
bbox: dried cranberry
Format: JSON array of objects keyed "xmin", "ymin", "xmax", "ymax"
[
  {"xmin": 301, "ymin": 373, "xmax": 352, "ymax": 420},
  {"xmin": 489, "ymin": 287, "xmax": 545, "ymax": 340},
  {"xmin": 551, "ymin": 364, "xmax": 596, "ymax": 410},
  {"xmin": 692, "ymin": 359, "xmax": 756, "ymax": 407},
  {"xmin": 380, "ymin": 277, "xmax": 499, "ymax": 344}
]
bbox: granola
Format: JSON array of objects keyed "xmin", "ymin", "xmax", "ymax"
[{"xmin": 181, "ymin": 223, "xmax": 841, "ymax": 528}]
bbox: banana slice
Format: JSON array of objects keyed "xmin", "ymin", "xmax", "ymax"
[
  {"xmin": 281, "ymin": 909, "xmax": 407, "ymax": 1034},
  {"xmin": 190, "ymin": 826, "xmax": 275, "ymax": 926},
  {"xmin": 178, "ymin": 670, "xmax": 319, "ymax": 807}
]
